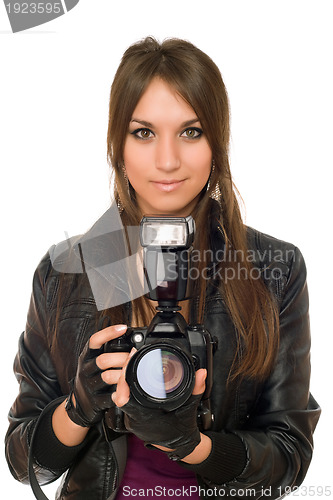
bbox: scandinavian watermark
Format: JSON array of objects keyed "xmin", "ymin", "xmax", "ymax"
[{"xmin": 50, "ymin": 202, "xmax": 295, "ymax": 311}]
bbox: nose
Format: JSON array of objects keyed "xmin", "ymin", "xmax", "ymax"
[{"xmin": 155, "ymin": 135, "xmax": 180, "ymax": 172}]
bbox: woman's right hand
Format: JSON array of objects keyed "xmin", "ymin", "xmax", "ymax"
[{"xmin": 65, "ymin": 324, "xmax": 130, "ymax": 428}]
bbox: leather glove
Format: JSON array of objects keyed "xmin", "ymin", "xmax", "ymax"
[
  {"xmin": 65, "ymin": 341, "xmax": 113, "ymax": 427},
  {"xmin": 119, "ymin": 393, "xmax": 202, "ymax": 460}
]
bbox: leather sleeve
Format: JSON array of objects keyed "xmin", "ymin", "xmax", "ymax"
[
  {"xmin": 5, "ymin": 252, "xmax": 66, "ymax": 485},
  {"xmin": 198, "ymin": 246, "xmax": 321, "ymax": 497}
]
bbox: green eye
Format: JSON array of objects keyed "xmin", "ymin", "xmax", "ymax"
[
  {"xmin": 186, "ymin": 129, "xmax": 195, "ymax": 137},
  {"xmin": 182, "ymin": 128, "xmax": 202, "ymax": 139},
  {"xmin": 131, "ymin": 128, "xmax": 153, "ymax": 140},
  {"xmin": 139, "ymin": 129, "xmax": 151, "ymax": 138}
]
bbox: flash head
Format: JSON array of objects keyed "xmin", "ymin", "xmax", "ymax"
[
  {"xmin": 139, "ymin": 215, "xmax": 195, "ymax": 303},
  {"xmin": 140, "ymin": 216, "xmax": 195, "ymax": 249}
]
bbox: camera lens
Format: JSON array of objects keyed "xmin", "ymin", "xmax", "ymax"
[
  {"xmin": 137, "ymin": 348, "xmax": 184, "ymax": 399},
  {"xmin": 126, "ymin": 343, "xmax": 195, "ymax": 409}
]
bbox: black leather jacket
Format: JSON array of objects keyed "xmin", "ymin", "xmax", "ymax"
[{"xmin": 5, "ymin": 214, "xmax": 320, "ymax": 500}]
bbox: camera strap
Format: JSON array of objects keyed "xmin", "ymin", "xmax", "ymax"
[
  {"xmin": 28, "ymin": 455, "xmax": 49, "ymax": 500},
  {"xmin": 28, "ymin": 398, "xmax": 128, "ymax": 500}
]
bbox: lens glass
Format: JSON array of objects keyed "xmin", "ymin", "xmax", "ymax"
[{"xmin": 136, "ymin": 348, "xmax": 185, "ymax": 399}]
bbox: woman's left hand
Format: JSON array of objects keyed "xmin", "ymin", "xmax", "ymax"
[{"xmin": 111, "ymin": 349, "xmax": 207, "ymax": 460}]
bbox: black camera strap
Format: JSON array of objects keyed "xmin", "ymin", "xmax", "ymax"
[
  {"xmin": 28, "ymin": 456, "xmax": 49, "ymax": 500},
  {"xmin": 28, "ymin": 398, "xmax": 128, "ymax": 500}
]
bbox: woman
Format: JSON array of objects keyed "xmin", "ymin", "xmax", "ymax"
[{"xmin": 5, "ymin": 37, "xmax": 320, "ymax": 500}]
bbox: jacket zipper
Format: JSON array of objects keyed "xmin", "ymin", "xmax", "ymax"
[{"xmin": 103, "ymin": 444, "xmax": 117, "ymax": 500}]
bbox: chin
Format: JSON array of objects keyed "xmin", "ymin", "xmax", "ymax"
[
  {"xmin": 157, "ymin": 206, "xmax": 192, "ymax": 217},
  {"xmin": 138, "ymin": 193, "xmax": 199, "ymax": 217}
]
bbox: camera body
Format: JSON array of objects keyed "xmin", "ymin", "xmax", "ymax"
[
  {"xmin": 105, "ymin": 306, "xmax": 215, "ymax": 431},
  {"xmin": 104, "ymin": 215, "xmax": 216, "ymax": 432}
]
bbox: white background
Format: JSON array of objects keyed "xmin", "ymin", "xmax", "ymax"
[{"xmin": 0, "ymin": 1, "xmax": 332, "ymax": 498}]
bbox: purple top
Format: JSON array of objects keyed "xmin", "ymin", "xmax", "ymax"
[{"xmin": 115, "ymin": 434, "xmax": 200, "ymax": 499}]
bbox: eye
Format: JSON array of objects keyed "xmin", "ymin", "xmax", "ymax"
[
  {"xmin": 181, "ymin": 127, "xmax": 203, "ymax": 139},
  {"xmin": 131, "ymin": 128, "xmax": 154, "ymax": 140}
]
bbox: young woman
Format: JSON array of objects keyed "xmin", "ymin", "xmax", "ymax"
[{"xmin": 5, "ymin": 37, "xmax": 320, "ymax": 500}]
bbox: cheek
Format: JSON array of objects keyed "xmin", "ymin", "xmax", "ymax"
[
  {"xmin": 124, "ymin": 142, "xmax": 151, "ymax": 176},
  {"xmin": 186, "ymin": 147, "xmax": 212, "ymax": 179}
]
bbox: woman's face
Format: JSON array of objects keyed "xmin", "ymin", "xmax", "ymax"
[{"xmin": 123, "ymin": 78, "xmax": 212, "ymax": 217}]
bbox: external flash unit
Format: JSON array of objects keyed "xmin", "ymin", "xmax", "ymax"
[{"xmin": 140, "ymin": 216, "xmax": 195, "ymax": 248}]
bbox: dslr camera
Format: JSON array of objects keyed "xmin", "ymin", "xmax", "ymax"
[{"xmin": 104, "ymin": 215, "xmax": 216, "ymax": 432}]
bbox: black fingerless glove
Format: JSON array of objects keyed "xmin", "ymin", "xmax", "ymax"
[
  {"xmin": 119, "ymin": 394, "xmax": 202, "ymax": 460},
  {"xmin": 65, "ymin": 341, "xmax": 113, "ymax": 427}
]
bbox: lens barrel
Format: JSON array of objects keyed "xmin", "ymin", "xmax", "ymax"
[{"xmin": 125, "ymin": 341, "xmax": 195, "ymax": 411}]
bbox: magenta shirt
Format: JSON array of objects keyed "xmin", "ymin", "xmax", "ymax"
[{"xmin": 115, "ymin": 434, "xmax": 200, "ymax": 499}]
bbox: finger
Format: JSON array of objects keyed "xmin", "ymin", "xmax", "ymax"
[
  {"xmin": 97, "ymin": 351, "xmax": 130, "ymax": 386},
  {"xmin": 111, "ymin": 374, "xmax": 130, "ymax": 408},
  {"xmin": 101, "ymin": 369, "xmax": 124, "ymax": 386},
  {"xmin": 89, "ymin": 324, "xmax": 127, "ymax": 350},
  {"xmin": 192, "ymin": 368, "xmax": 207, "ymax": 396},
  {"xmin": 112, "ymin": 348, "xmax": 136, "ymax": 407},
  {"xmin": 96, "ymin": 352, "xmax": 129, "ymax": 370}
]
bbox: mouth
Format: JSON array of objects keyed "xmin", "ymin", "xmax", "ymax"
[{"xmin": 151, "ymin": 179, "xmax": 185, "ymax": 193}]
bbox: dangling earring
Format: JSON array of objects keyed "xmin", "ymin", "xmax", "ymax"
[
  {"xmin": 208, "ymin": 160, "xmax": 221, "ymax": 202},
  {"xmin": 116, "ymin": 164, "xmax": 129, "ymax": 211},
  {"xmin": 206, "ymin": 160, "xmax": 215, "ymax": 191},
  {"xmin": 122, "ymin": 164, "xmax": 130, "ymax": 195}
]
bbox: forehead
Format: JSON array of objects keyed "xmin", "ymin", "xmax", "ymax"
[{"xmin": 132, "ymin": 78, "xmax": 197, "ymax": 123}]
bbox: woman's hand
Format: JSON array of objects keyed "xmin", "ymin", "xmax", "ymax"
[
  {"xmin": 112, "ymin": 352, "xmax": 211, "ymax": 461},
  {"xmin": 65, "ymin": 324, "xmax": 130, "ymax": 428},
  {"xmin": 52, "ymin": 324, "xmax": 131, "ymax": 446}
]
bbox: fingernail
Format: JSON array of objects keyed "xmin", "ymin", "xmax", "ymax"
[{"xmin": 114, "ymin": 324, "xmax": 127, "ymax": 333}]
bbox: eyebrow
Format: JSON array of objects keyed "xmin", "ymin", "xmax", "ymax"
[{"xmin": 130, "ymin": 117, "xmax": 201, "ymax": 128}]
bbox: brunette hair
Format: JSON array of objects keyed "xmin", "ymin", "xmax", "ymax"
[{"xmin": 106, "ymin": 37, "xmax": 279, "ymax": 381}]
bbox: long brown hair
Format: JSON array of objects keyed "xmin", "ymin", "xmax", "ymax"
[{"xmin": 106, "ymin": 37, "xmax": 278, "ymax": 381}]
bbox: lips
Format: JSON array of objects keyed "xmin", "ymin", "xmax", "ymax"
[{"xmin": 151, "ymin": 179, "xmax": 185, "ymax": 192}]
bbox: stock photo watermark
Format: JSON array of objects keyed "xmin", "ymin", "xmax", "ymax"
[
  {"xmin": 3, "ymin": 0, "xmax": 79, "ymax": 32},
  {"xmin": 120, "ymin": 484, "xmax": 333, "ymax": 497},
  {"xmin": 50, "ymin": 202, "xmax": 295, "ymax": 311}
]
